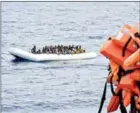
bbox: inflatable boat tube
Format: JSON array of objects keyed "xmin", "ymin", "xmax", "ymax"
[{"xmin": 9, "ymin": 48, "xmax": 97, "ymax": 62}]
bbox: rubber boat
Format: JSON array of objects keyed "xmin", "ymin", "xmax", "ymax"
[{"xmin": 9, "ymin": 48, "xmax": 97, "ymax": 62}]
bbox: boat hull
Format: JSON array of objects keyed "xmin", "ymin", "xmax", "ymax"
[{"xmin": 9, "ymin": 48, "xmax": 97, "ymax": 62}]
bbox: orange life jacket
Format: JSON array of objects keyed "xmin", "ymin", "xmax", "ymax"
[
  {"xmin": 100, "ymin": 23, "xmax": 139, "ymax": 65},
  {"xmin": 129, "ymin": 22, "xmax": 140, "ymax": 47},
  {"xmin": 123, "ymin": 49, "xmax": 140, "ymax": 70},
  {"xmin": 130, "ymin": 70, "xmax": 140, "ymax": 81},
  {"xmin": 100, "ymin": 40, "xmax": 133, "ymax": 65},
  {"xmin": 107, "ymin": 95, "xmax": 119, "ymax": 113},
  {"xmin": 99, "ymin": 23, "xmax": 140, "ymax": 113},
  {"xmin": 112, "ymin": 24, "xmax": 139, "ymax": 52},
  {"xmin": 122, "ymin": 90, "xmax": 131, "ymax": 107},
  {"xmin": 107, "ymin": 73, "xmax": 140, "ymax": 112},
  {"xmin": 118, "ymin": 74, "xmax": 140, "ymax": 96},
  {"xmin": 107, "ymin": 60, "xmax": 119, "ymax": 83},
  {"xmin": 107, "ymin": 88, "xmax": 131, "ymax": 112}
]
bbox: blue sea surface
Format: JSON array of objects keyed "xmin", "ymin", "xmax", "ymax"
[{"xmin": 1, "ymin": 2, "xmax": 139, "ymax": 113}]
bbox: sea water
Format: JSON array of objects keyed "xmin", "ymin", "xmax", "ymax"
[{"xmin": 1, "ymin": 2, "xmax": 139, "ymax": 113}]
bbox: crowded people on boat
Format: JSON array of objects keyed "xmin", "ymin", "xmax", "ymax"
[{"xmin": 31, "ymin": 45, "xmax": 86, "ymax": 54}]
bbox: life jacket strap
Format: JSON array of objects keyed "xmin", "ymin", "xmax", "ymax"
[
  {"xmin": 122, "ymin": 32, "xmax": 140, "ymax": 57},
  {"xmin": 122, "ymin": 37, "xmax": 132, "ymax": 57},
  {"xmin": 98, "ymin": 81, "xmax": 107, "ymax": 113},
  {"xmin": 110, "ymin": 75, "xmax": 118, "ymax": 96},
  {"xmin": 130, "ymin": 96, "xmax": 137, "ymax": 113},
  {"xmin": 134, "ymin": 32, "xmax": 140, "ymax": 39},
  {"xmin": 124, "ymin": 69, "xmax": 135, "ymax": 75},
  {"xmin": 110, "ymin": 66, "xmax": 123, "ymax": 96},
  {"xmin": 118, "ymin": 90, "xmax": 127, "ymax": 113}
]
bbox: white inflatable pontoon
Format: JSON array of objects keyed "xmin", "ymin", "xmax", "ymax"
[{"xmin": 9, "ymin": 48, "xmax": 97, "ymax": 62}]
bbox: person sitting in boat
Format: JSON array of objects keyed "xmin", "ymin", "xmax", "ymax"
[
  {"xmin": 44, "ymin": 46, "xmax": 47, "ymax": 53},
  {"xmin": 48, "ymin": 45, "xmax": 52, "ymax": 54},
  {"xmin": 31, "ymin": 45, "xmax": 36, "ymax": 53},
  {"xmin": 74, "ymin": 46, "xmax": 79, "ymax": 54},
  {"xmin": 68, "ymin": 45, "xmax": 71, "ymax": 52},
  {"xmin": 48, "ymin": 47, "xmax": 51, "ymax": 54},
  {"xmin": 51, "ymin": 47, "xmax": 53, "ymax": 54},
  {"xmin": 71, "ymin": 46, "xmax": 75, "ymax": 53},
  {"xmin": 63, "ymin": 46, "xmax": 68, "ymax": 54},
  {"xmin": 58, "ymin": 46, "xmax": 61, "ymax": 54},
  {"xmin": 57, "ymin": 48, "xmax": 61, "ymax": 54},
  {"xmin": 52, "ymin": 46, "xmax": 55, "ymax": 53},
  {"xmin": 62, "ymin": 48, "xmax": 65, "ymax": 54},
  {"xmin": 77, "ymin": 45, "xmax": 83, "ymax": 53},
  {"xmin": 32, "ymin": 45, "xmax": 86, "ymax": 54},
  {"xmin": 54, "ymin": 46, "xmax": 57, "ymax": 53},
  {"xmin": 71, "ymin": 45, "xmax": 74, "ymax": 49},
  {"xmin": 46, "ymin": 46, "xmax": 49, "ymax": 53},
  {"xmin": 42, "ymin": 47, "xmax": 45, "ymax": 53},
  {"xmin": 45, "ymin": 47, "xmax": 49, "ymax": 54},
  {"xmin": 55, "ymin": 45, "xmax": 58, "ymax": 54},
  {"xmin": 68, "ymin": 45, "xmax": 72, "ymax": 52},
  {"xmin": 52, "ymin": 46, "xmax": 55, "ymax": 54}
]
